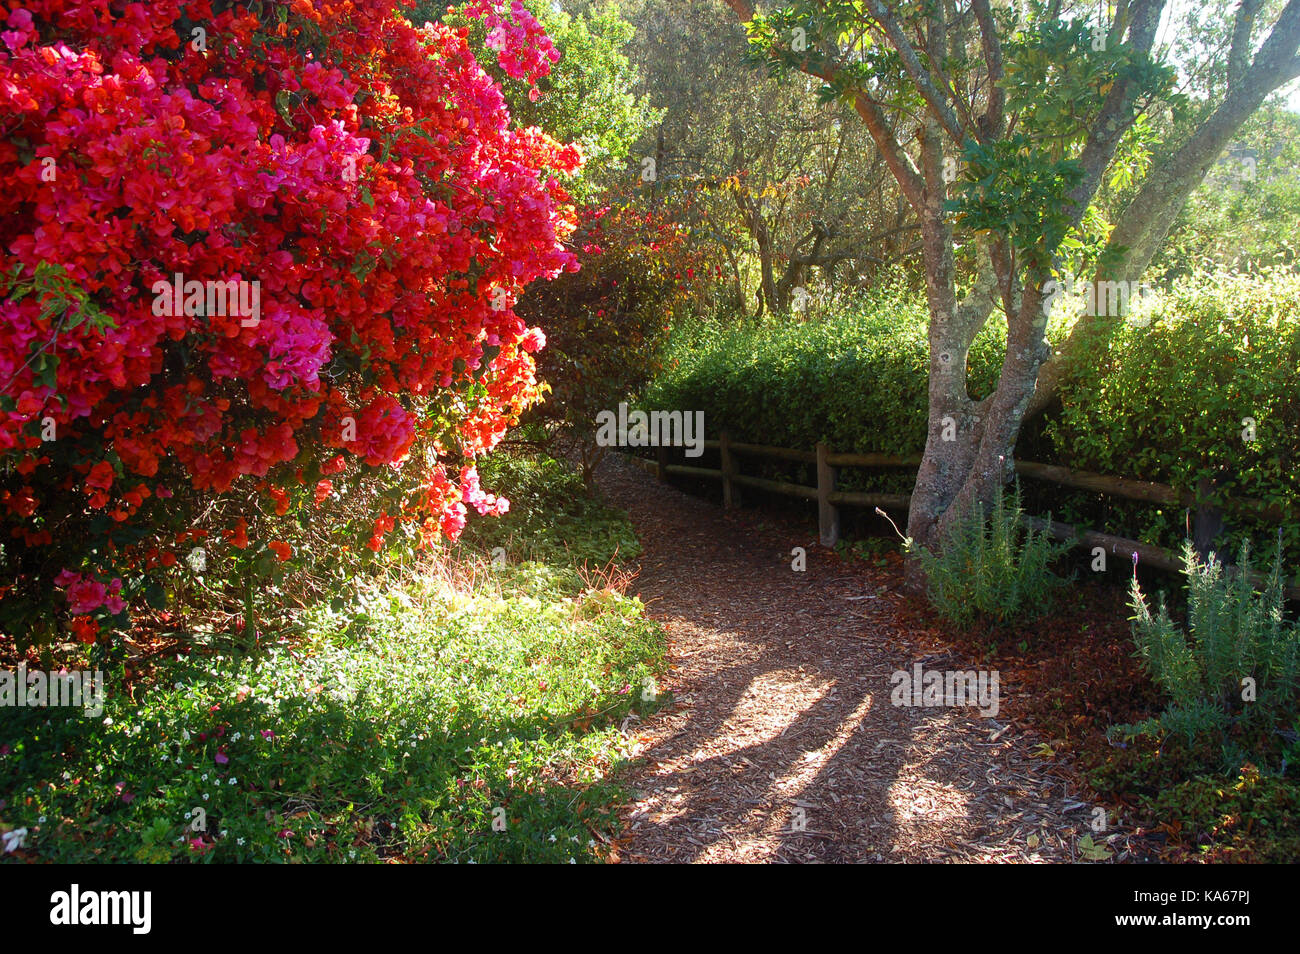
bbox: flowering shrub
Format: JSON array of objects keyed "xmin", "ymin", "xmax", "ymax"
[{"xmin": 0, "ymin": 0, "xmax": 579, "ymax": 647}]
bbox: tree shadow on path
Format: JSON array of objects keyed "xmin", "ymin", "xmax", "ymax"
[{"xmin": 596, "ymin": 454, "xmax": 1090, "ymax": 864}]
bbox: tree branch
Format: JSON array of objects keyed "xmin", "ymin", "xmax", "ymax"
[
  {"xmin": 865, "ymin": 0, "xmax": 968, "ymax": 143},
  {"xmin": 971, "ymin": 0, "xmax": 1006, "ymax": 140},
  {"xmin": 1229, "ymin": 0, "xmax": 1264, "ymax": 89},
  {"xmin": 1065, "ymin": 0, "xmax": 1167, "ymax": 228},
  {"xmin": 719, "ymin": 0, "xmax": 928, "ymax": 213},
  {"xmin": 1029, "ymin": 0, "xmax": 1300, "ymax": 421}
]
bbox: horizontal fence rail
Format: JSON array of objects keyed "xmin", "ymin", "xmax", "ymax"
[{"xmin": 631, "ymin": 434, "xmax": 1300, "ymax": 599}]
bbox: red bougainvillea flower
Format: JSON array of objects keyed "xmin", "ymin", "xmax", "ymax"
[
  {"xmin": 84, "ymin": 462, "xmax": 115, "ymax": 492},
  {"xmin": 268, "ymin": 541, "xmax": 292, "ymax": 562},
  {"xmin": 223, "ymin": 519, "xmax": 249, "ymax": 550},
  {"xmin": 313, "ymin": 480, "xmax": 333, "ymax": 505},
  {"xmin": 67, "ymin": 616, "xmax": 99, "ymax": 643},
  {"xmin": 0, "ymin": 0, "xmax": 578, "ymax": 640},
  {"xmin": 53, "ymin": 570, "xmax": 125, "ymax": 615}
]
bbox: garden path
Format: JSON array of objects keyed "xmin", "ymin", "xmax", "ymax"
[{"xmin": 596, "ymin": 453, "xmax": 1100, "ymax": 863}]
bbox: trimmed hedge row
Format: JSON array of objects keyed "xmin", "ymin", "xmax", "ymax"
[{"xmin": 645, "ymin": 294, "xmax": 1006, "ymax": 457}]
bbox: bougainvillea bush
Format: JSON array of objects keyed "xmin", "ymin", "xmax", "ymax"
[{"xmin": 0, "ymin": 0, "xmax": 581, "ymax": 649}]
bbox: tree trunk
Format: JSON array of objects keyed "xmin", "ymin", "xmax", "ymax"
[{"xmin": 903, "ymin": 125, "xmax": 1003, "ymax": 588}]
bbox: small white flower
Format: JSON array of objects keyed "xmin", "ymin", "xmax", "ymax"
[
  {"xmin": 202, "ymin": 793, "xmax": 209, "ymax": 801},
  {"xmin": 1, "ymin": 828, "xmax": 27, "ymax": 853}
]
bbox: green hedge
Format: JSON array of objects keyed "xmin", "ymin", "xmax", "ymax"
[
  {"xmin": 645, "ymin": 268, "xmax": 1300, "ymax": 563},
  {"xmin": 646, "ymin": 293, "xmax": 1006, "ymax": 456},
  {"xmin": 1047, "ymin": 267, "xmax": 1300, "ymax": 561}
]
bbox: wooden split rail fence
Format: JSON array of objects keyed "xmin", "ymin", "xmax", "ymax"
[{"xmin": 622, "ymin": 434, "xmax": 1300, "ymax": 599}]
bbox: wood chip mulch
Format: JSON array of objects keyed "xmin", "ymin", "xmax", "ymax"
[{"xmin": 597, "ymin": 453, "xmax": 1131, "ymax": 864}]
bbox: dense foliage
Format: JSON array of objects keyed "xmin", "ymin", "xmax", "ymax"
[
  {"xmin": 645, "ymin": 279, "xmax": 1006, "ymax": 456},
  {"xmin": 0, "ymin": 0, "xmax": 579, "ymax": 648},
  {"xmin": 522, "ymin": 189, "xmax": 712, "ymax": 485},
  {"xmin": 1047, "ymin": 268, "xmax": 1300, "ymax": 562},
  {"xmin": 0, "ymin": 453, "xmax": 666, "ymax": 863}
]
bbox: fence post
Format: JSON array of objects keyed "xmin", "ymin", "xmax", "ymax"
[
  {"xmin": 1193, "ymin": 475, "xmax": 1224, "ymax": 559},
  {"xmin": 720, "ymin": 431, "xmax": 737, "ymax": 509},
  {"xmin": 655, "ymin": 444, "xmax": 668, "ymax": 483},
  {"xmin": 816, "ymin": 442, "xmax": 840, "ymax": 548}
]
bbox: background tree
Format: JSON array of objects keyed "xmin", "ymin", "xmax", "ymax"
[
  {"xmin": 722, "ymin": 0, "xmax": 1294, "ymax": 589},
  {"xmin": 621, "ymin": 0, "xmax": 919, "ymax": 315},
  {"xmin": 1030, "ymin": 0, "xmax": 1300, "ymax": 415},
  {"xmin": 1153, "ymin": 103, "xmax": 1300, "ymax": 274}
]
